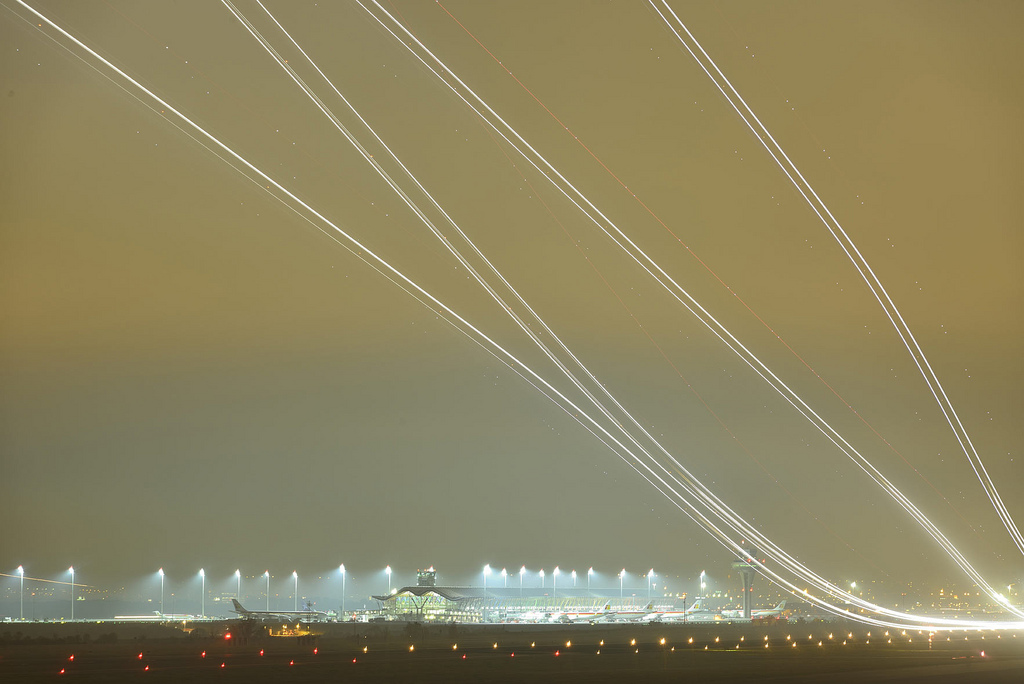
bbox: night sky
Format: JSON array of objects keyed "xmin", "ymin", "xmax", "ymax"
[{"xmin": 2, "ymin": 1, "xmax": 1021, "ymax": 596}]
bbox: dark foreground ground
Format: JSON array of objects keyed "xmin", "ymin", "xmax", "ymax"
[{"xmin": 3, "ymin": 619, "xmax": 1022, "ymax": 682}]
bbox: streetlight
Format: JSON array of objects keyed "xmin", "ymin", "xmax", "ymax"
[
  {"xmin": 553, "ymin": 567, "xmax": 560, "ymax": 598},
  {"xmin": 292, "ymin": 571, "xmax": 298, "ymax": 611},
  {"xmin": 199, "ymin": 569, "xmax": 205, "ymax": 618},
  {"xmin": 501, "ymin": 568, "xmax": 507, "ymax": 588},
  {"xmin": 385, "ymin": 565, "xmax": 392, "ymax": 595},
  {"xmin": 264, "ymin": 571, "xmax": 270, "ymax": 611},
  {"xmin": 539, "ymin": 569, "xmax": 545, "ymax": 590},
  {"xmin": 68, "ymin": 566, "xmax": 75, "ymax": 621},
  {"xmin": 340, "ymin": 564, "xmax": 347, "ymax": 618},
  {"xmin": 17, "ymin": 566, "xmax": 24, "ymax": 621},
  {"xmin": 572, "ymin": 569, "xmax": 577, "ymax": 588},
  {"xmin": 519, "ymin": 566, "xmax": 526, "ymax": 598},
  {"xmin": 158, "ymin": 568, "xmax": 165, "ymax": 616},
  {"xmin": 619, "ymin": 568, "xmax": 626, "ymax": 600},
  {"xmin": 648, "ymin": 569, "xmax": 655, "ymax": 600},
  {"xmin": 700, "ymin": 570, "xmax": 706, "ymax": 601},
  {"xmin": 483, "ymin": 564, "xmax": 491, "ymax": 592},
  {"xmin": 588, "ymin": 567, "xmax": 594, "ymax": 593},
  {"xmin": 235, "ymin": 569, "xmax": 241, "ymax": 599}
]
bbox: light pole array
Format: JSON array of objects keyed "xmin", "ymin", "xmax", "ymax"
[
  {"xmin": 483, "ymin": 564, "xmax": 491, "ymax": 593},
  {"xmin": 159, "ymin": 568, "xmax": 165, "ymax": 616},
  {"xmin": 553, "ymin": 567, "xmax": 560, "ymax": 598},
  {"xmin": 69, "ymin": 566, "xmax": 75, "ymax": 621},
  {"xmin": 619, "ymin": 568, "xmax": 625, "ymax": 600},
  {"xmin": 572, "ymin": 569, "xmax": 577, "ymax": 588},
  {"xmin": 235, "ymin": 569, "xmax": 241, "ymax": 599},
  {"xmin": 340, "ymin": 564, "xmax": 346, "ymax": 618},
  {"xmin": 501, "ymin": 568, "xmax": 507, "ymax": 588},
  {"xmin": 588, "ymin": 567, "xmax": 593, "ymax": 593},
  {"xmin": 264, "ymin": 571, "xmax": 270, "ymax": 611},
  {"xmin": 293, "ymin": 571, "xmax": 298, "ymax": 611},
  {"xmin": 519, "ymin": 566, "xmax": 525, "ymax": 598},
  {"xmin": 648, "ymin": 569, "xmax": 654, "ymax": 600},
  {"xmin": 385, "ymin": 565, "xmax": 392, "ymax": 594},
  {"xmin": 199, "ymin": 569, "xmax": 205, "ymax": 618},
  {"xmin": 539, "ymin": 569, "xmax": 544, "ymax": 590}
]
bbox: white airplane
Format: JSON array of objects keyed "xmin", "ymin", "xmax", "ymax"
[
  {"xmin": 720, "ymin": 600, "xmax": 787, "ymax": 619},
  {"xmin": 231, "ymin": 599, "xmax": 329, "ymax": 622},
  {"xmin": 640, "ymin": 599, "xmax": 714, "ymax": 623}
]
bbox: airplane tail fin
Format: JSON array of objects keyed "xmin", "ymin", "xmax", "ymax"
[
  {"xmin": 645, "ymin": 602, "xmax": 654, "ymax": 611},
  {"xmin": 776, "ymin": 600, "xmax": 786, "ymax": 611},
  {"xmin": 231, "ymin": 599, "xmax": 248, "ymax": 614}
]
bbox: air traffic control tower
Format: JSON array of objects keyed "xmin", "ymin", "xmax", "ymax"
[{"xmin": 731, "ymin": 549, "xmax": 762, "ymax": 620}]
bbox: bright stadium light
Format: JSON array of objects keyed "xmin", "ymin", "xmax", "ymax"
[
  {"xmin": 292, "ymin": 571, "xmax": 299, "ymax": 611},
  {"xmin": 648, "ymin": 569, "xmax": 655, "ymax": 600},
  {"xmin": 553, "ymin": 567, "xmax": 560, "ymax": 597},
  {"xmin": 588, "ymin": 567, "xmax": 594, "ymax": 593},
  {"xmin": 199, "ymin": 569, "xmax": 205, "ymax": 618},
  {"xmin": 700, "ymin": 570, "xmax": 706, "ymax": 600},
  {"xmin": 619, "ymin": 569, "xmax": 626, "ymax": 599},
  {"xmin": 539, "ymin": 568, "xmax": 545, "ymax": 589},
  {"xmin": 17, "ymin": 566, "xmax": 24, "ymax": 621},
  {"xmin": 235, "ymin": 569, "xmax": 241, "ymax": 599},
  {"xmin": 483, "ymin": 564, "xmax": 491, "ymax": 592},
  {"xmin": 158, "ymin": 568, "xmax": 165, "ymax": 616},
  {"xmin": 501, "ymin": 568, "xmax": 507, "ymax": 588},
  {"xmin": 68, "ymin": 566, "xmax": 75, "ymax": 621},
  {"xmin": 386, "ymin": 565, "xmax": 392, "ymax": 595},
  {"xmin": 340, "ymin": 564, "xmax": 347, "ymax": 617},
  {"xmin": 264, "ymin": 571, "xmax": 270, "ymax": 611},
  {"xmin": 519, "ymin": 566, "xmax": 526, "ymax": 598},
  {"xmin": 571, "ymin": 569, "xmax": 577, "ymax": 588}
]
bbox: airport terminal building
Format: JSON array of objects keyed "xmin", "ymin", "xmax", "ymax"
[{"xmin": 372, "ymin": 569, "xmax": 674, "ymax": 623}]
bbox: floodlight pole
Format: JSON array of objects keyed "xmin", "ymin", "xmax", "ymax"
[
  {"xmin": 17, "ymin": 566, "xmax": 24, "ymax": 621},
  {"xmin": 264, "ymin": 571, "xmax": 270, "ymax": 611},
  {"xmin": 69, "ymin": 567, "xmax": 75, "ymax": 621},
  {"xmin": 340, "ymin": 565, "xmax": 346, "ymax": 618}
]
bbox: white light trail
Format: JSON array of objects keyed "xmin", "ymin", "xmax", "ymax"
[
  {"xmin": 244, "ymin": 0, "xmax": 1022, "ymax": 628},
  {"xmin": 357, "ymin": 0, "xmax": 1024, "ymax": 620},
  {"xmin": 651, "ymin": 0, "xmax": 1023, "ymax": 559}
]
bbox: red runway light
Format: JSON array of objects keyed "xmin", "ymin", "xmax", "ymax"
[
  {"xmin": 144, "ymin": 665, "xmax": 150, "ymax": 671},
  {"xmin": 352, "ymin": 658, "xmax": 357, "ymax": 663},
  {"xmin": 461, "ymin": 654, "xmax": 466, "ymax": 660},
  {"xmin": 313, "ymin": 648, "xmax": 318, "ymax": 655},
  {"xmin": 259, "ymin": 649, "xmax": 264, "ymax": 656},
  {"xmin": 289, "ymin": 660, "xmax": 294, "ymax": 666},
  {"xmin": 68, "ymin": 655, "xmax": 74, "ymax": 661},
  {"xmin": 201, "ymin": 651, "xmax": 206, "ymax": 658},
  {"xmin": 555, "ymin": 650, "xmax": 560, "ymax": 656},
  {"xmin": 224, "ymin": 633, "xmax": 232, "ymax": 640},
  {"xmin": 59, "ymin": 669, "xmax": 65, "ymax": 675},
  {"xmin": 511, "ymin": 652, "xmax": 515, "ymax": 657},
  {"xmin": 137, "ymin": 653, "xmax": 143, "ymax": 659},
  {"xmin": 220, "ymin": 662, "xmax": 225, "ymax": 668}
]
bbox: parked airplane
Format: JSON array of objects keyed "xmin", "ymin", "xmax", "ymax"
[
  {"xmin": 644, "ymin": 599, "xmax": 714, "ymax": 623},
  {"xmin": 230, "ymin": 599, "xmax": 329, "ymax": 621},
  {"xmin": 720, "ymin": 600, "xmax": 787, "ymax": 619}
]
